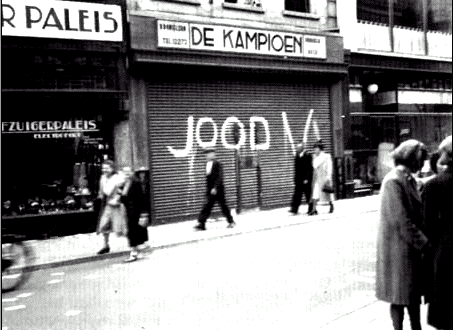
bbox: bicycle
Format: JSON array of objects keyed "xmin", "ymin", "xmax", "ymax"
[{"xmin": 2, "ymin": 234, "xmax": 35, "ymax": 293}]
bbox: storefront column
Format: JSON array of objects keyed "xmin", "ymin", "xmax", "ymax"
[
  {"xmin": 330, "ymin": 79, "xmax": 345, "ymax": 158},
  {"xmin": 129, "ymin": 77, "xmax": 150, "ymax": 170},
  {"xmin": 114, "ymin": 120, "xmax": 132, "ymax": 169}
]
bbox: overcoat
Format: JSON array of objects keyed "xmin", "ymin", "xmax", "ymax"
[
  {"xmin": 312, "ymin": 151, "xmax": 332, "ymax": 202},
  {"xmin": 376, "ymin": 165, "xmax": 429, "ymax": 305},
  {"xmin": 422, "ymin": 167, "xmax": 453, "ymax": 330},
  {"xmin": 294, "ymin": 150, "xmax": 313, "ymax": 186},
  {"xmin": 121, "ymin": 174, "xmax": 147, "ymax": 247},
  {"xmin": 206, "ymin": 160, "xmax": 225, "ymax": 195}
]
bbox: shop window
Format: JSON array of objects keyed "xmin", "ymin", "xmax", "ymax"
[
  {"xmin": 285, "ymin": 0, "xmax": 310, "ymax": 13},
  {"xmin": 357, "ymin": 0, "xmax": 389, "ymax": 25},
  {"xmin": 1, "ymin": 97, "xmax": 115, "ymax": 219},
  {"xmin": 2, "ymin": 51, "xmax": 118, "ymax": 91}
]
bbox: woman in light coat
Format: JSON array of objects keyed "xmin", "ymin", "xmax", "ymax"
[
  {"xmin": 96, "ymin": 160, "xmax": 128, "ymax": 255},
  {"xmin": 376, "ymin": 139, "xmax": 429, "ymax": 330},
  {"xmin": 309, "ymin": 140, "xmax": 333, "ymax": 215}
]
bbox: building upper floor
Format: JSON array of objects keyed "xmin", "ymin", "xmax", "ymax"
[
  {"xmin": 127, "ymin": 0, "xmax": 338, "ymax": 33},
  {"xmin": 337, "ymin": 0, "xmax": 452, "ymax": 59}
]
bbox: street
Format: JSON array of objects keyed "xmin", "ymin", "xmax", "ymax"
[{"xmin": 3, "ymin": 212, "xmax": 380, "ymax": 330}]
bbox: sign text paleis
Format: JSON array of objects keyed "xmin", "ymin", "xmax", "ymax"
[{"xmin": 1, "ymin": 0, "xmax": 123, "ymax": 42}]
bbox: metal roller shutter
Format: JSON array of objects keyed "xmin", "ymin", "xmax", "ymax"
[{"xmin": 147, "ymin": 78, "xmax": 331, "ymax": 224}]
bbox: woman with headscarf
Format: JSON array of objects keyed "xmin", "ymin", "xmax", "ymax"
[
  {"xmin": 422, "ymin": 135, "xmax": 452, "ymax": 330},
  {"xmin": 376, "ymin": 139, "xmax": 429, "ymax": 330}
]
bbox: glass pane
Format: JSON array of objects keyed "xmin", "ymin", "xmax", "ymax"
[
  {"xmin": 393, "ymin": 0, "xmax": 424, "ymax": 29},
  {"xmin": 285, "ymin": 0, "xmax": 310, "ymax": 13},
  {"xmin": 357, "ymin": 0, "xmax": 389, "ymax": 24},
  {"xmin": 428, "ymin": 0, "xmax": 453, "ymax": 33}
]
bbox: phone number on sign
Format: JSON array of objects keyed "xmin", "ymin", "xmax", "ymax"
[{"xmin": 162, "ymin": 37, "xmax": 188, "ymax": 46}]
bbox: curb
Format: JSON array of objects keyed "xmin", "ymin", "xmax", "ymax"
[{"xmin": 26, "ymin": 207, "xmax": 379, "ymax": 272}]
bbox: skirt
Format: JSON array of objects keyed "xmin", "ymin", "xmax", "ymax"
[{"xmin": 97, "ymin": 204, "xmax": 128, "ymax": 236}]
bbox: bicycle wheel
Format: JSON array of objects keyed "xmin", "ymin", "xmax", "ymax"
[{"xmin": 2, "ymin": 241, "xmax": 33, "ymax": 293}]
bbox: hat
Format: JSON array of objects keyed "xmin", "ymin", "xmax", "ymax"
[{"xmin": 203, "ymin": 147, "xmax": 216, "ymax": 154}]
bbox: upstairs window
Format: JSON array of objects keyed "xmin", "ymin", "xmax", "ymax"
[
  {"xmin": 285, "ymin": 0, "xmax": 310, "ymax": 13},
  {"xmin": 357, "ymin": 0, "xmax": 389, "ymax": 25},
  {"xmin": 225, "ymin": 0, "xmax": 262, "ymax": 6}
]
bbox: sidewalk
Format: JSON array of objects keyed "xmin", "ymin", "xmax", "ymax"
[
  {"xmin": 18, "ymin": 194, "xmax": 437, "ymax": 329},
  {"xmin": 26, "ymin": 195, "xmax": 380, "ymax": 271}
]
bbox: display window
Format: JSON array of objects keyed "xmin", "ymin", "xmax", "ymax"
[
  {"xmin": 1, "ymin": 95, "xmax": 115, "ymax": 219},
  {"xmin": 348, "ymin": 113, "xmax": 451, "ymax": 190}
]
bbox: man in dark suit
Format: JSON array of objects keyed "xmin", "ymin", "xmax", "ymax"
[
  {"xmin": 290, "ymin": 143, "xmax": 314, "ymax": 215},
  {"xmin": 194, "ymin": 148, "xmax": 236, "ymax": 231}
]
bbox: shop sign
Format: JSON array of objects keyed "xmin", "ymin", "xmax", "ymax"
[
  {"xmin": 1, "ymin": 0, "xmax": 123, "ymax": 42},
  {"xmin": 1, "ymin": 120, "xmax": 99, "ymax": 139},
  {"xmin": 157, "ymin": 20, "xmax": 326, "ymax": 59}
]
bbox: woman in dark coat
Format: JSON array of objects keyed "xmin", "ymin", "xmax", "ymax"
[
  {"xmin": 422, "ymin": 136, "xmax": 453, "ymax": 330},
  {"xmin": 120, "ymin": 167, "xmax": 149, "ymax": 262},
  {"xmin": 376, "ymin": 139, "xmax": 429, "ymax": 330}
]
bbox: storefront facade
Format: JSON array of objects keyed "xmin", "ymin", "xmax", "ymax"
[
  {"xmin": 1, "ymin": 0, "xmax": 128, "ymax": 238},
  {"xmin": 337, "ymin": 0, "xmax": 452, "ymax": 196},
  {"xmin": 127, "ymin": 4, "xmax": 347, "ymax": 225}
]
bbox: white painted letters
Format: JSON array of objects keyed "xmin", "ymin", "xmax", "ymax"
[
  {"xmin": 196, "ymin": 117, "xmax": 217, "ymax": 149},
  {"xmin": 221, "ymin": 117, "xmax": 245, "ymax": 150},
  {"xmin": 250, "ymin": 116, "xmax": 270, "ymax": 150},
  {"xmin": 167, "ymin": 116, "xmax": 194, "ymax": 158},
  {"xmin": 166, "ymin": 112, "xmax": 318, "ymax": 158}
]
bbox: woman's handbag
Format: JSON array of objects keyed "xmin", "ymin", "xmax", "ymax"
[{"xmin": 322, "ymin": 182, "xmax": 334, "ymax": 193}]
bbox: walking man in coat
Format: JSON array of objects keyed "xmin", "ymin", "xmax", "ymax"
[
  {"xmin": 376, "ymin": 139, "xmax": 430, "ymax": 330},
  {"xmin": 422, "ymin": 135, "xmax": 452, "ymax": 330},
  {"xmin": 194, "ymin": 148, "xmax": 236, "ymax": 231},
  {"xmin": 289, "ymin": 143, "xmax": 313, "ymax": 215}
]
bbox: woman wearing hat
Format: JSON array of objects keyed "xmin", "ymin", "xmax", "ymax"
[
  {"xmin": 309, "ymin": 140, "xmax": 334, "ymax": 215},
  {"xmin": 376, "ymin": 139, "xmax": 429, "ymax": 330}
]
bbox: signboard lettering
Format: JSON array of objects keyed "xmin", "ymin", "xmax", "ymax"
[
  {"xmin": 2, "ymin": 120, "xmax": 99, "ymax": 139},
  {"xmin": 1, "ymin": 0, "xmax": 123, "ymax": 41},
  {"xmin": 157, "ymin": 20, "xmax": 326, "ymax": 59}
]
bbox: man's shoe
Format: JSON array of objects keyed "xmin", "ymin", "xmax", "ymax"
[
  {"xmin": 307, "ymin": 210, "xmax": 318, "ymax": 216},
  {"xmin": 227, "ymin": 221, "xmax": 236, "ymax": 229},
  {"xmin": 194, "ymin": 223, "xmax": 206, "ymax": 231},
  {"xmin": 97, "ymin": 246, "xmax": 110, "ymax": 255}
]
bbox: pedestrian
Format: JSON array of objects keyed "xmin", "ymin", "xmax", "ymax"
[
  {"xmin": 120, "ymin": 167, "xmax": 150, "ymax": 262},
  {"xmin": 422, "ymin": 135, "xmax": 452, "ymax": 330},
  {"xmin": 289, "ymin": 142, "xmax": 313, "ymax": 215},
  {"xmin": 96, "ymin": 160, "xmax": 128, "ymax": 255},
  {"xmin": 194, "ymin": 148, "xmax": 236, "ymax": 231},
  {"xmin": 309, "ymin": 140, "xmax": 334, "ymax": 215},
  {"xmin": 418, "ymin": 151, "xmax": 441, "ymax": 191},
  {"xmin": 375, "ymin": 139, "xmax": 429, "ymax": 330}
]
